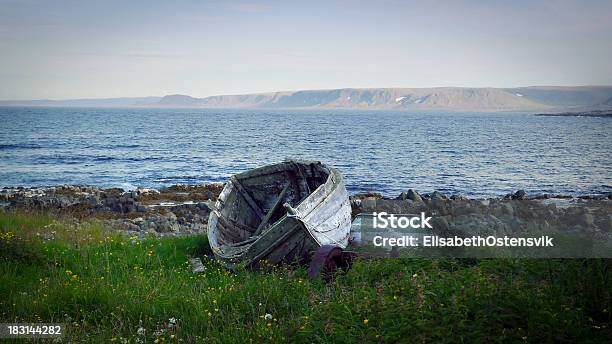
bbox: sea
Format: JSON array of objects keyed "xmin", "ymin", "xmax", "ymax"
[{"xmin": 1, "ymin": 107, "xmax": 610, "ymax": 198}]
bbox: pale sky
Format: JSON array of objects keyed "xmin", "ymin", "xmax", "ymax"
[{"xmin": 1, "ymin": 0, "xmax": 611, "ymax": 100}]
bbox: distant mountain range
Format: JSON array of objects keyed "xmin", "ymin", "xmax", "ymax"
[{"xmin": 3, "ymin": 86, "xmax": 612, "ymax": 112}]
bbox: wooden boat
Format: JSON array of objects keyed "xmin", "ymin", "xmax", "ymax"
[{"xmin": 207, "ymin": 160, "xmax": 352, "ymax": 269}]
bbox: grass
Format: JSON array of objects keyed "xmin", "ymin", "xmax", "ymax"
[{"xmin": 0, "ymin": 212, "xmax": 610, "ymax": 343}]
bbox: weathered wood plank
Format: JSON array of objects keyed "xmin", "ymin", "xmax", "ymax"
[
  {"xmin": 230, "ymin": 176, "xmax": 265, "ymax": 220},
  {"xmin": 254, "ymin": 183, "xmax": 290, "ymax": 236}
]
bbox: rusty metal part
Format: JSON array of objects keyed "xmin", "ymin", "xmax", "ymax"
[{"xmin": 308, "ymin": 245, "xmax": 356, "ymax": 279}]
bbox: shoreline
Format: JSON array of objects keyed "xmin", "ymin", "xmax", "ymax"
[
  {"xmin": 534, "ymin": 110, "xmax": 612, "ymax": 118},
  {"xmin": 3, "ymin": 183, "xmax": 610, "ymax": 201},
  {"xmin": 1, "ymin": 184, "xmax": 610, "ymax": 239}
]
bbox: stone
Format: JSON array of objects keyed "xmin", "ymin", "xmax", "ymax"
[
  {"xmin": 582, "ymin": 212, "xmax": 595, "ymax": 226},
  {"xmin": 86, "ymin": 194, "xmax": 100, "ymax": 206},
  {"xmin": 138, "ymin": 221, "xmax": 149, "ymax": 231},
  {"xmin": 351, "ymin": 192, "xmax": 384, "ymax": 201},
  {"xmin": 396, "ymin": 189, "xmax": 424, "ymax": 202},
  {"xmin": 166, "ymin": 212, "xmax": 177, "ymax": 221},
  {"xmin": 406, "ymin": 189, "xmax": 423, "ymax": 202},
  {"xmin": 511, "ymin": 190, "xmax": 528, "ymax": 200},
  {"xmin": 137, "ymin": 188, "xmax": 160, "ymax": 195},
  {"xmin": 431, "ymin": 216, "xmax": 450, "ymax": 234},
  {"xmin": 510, "ymin": 218, "xmax": 523, "ymax": 232},
  {"xmin": 124, "ymin": 222, "xmax": 140, "ymax": 232},
  {"xmin": 430, "ymin": 191, "xmax": 448, "ymax": 201},
  {"xmin": 123, "ymin": 204, "xmax": 136, "ymax": 213},
  {"xmin": 501, "ymin": 203, "xmax": 514, "ymax": 216},
  {"xmin": 190, "ymin": 257, "xmax": 205, "ymax": 273}
]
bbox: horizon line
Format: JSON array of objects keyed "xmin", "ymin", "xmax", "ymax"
[{"xmin": 2, "ymin": 84, "xmax": 612, "ymax": 102}]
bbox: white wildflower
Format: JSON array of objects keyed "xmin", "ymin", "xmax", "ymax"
[
  {"xmin": 264, "ymin": 313, "xmax": 273, "ymax": 321},
  {"xmin": 137, "ymin": 327, "xmax": 145, "ymax": 336}
]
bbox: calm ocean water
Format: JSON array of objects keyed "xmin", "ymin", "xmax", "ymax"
[{"xmin": 1, "ymin": 107, "xmax": 610, "ymax": 198}]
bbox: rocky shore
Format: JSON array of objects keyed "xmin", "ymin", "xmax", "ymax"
[
  {"xmin": 1, "ymin": 184, "xmax": 223, "ymax": 237},
  {"xmin": 534, "ymin": 110, "xmax": 612, "ymax": 118},
  {"xmin": 351, "ymin": 189, "xmax": 611, "ymax": 239},
  {"xmin": 2, "ymin": 184, "xmax": 611, "ymax": 237}
]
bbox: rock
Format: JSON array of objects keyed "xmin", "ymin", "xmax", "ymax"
[
  {"xmin": 138, "ymin": 221, "xmax": 149, "ymax": 231},
  {"xmin": 147, "ymin": 221, "xmax": 158, "ymax": 231},
  {"xmin": 86, "ymin": 194, "xmax": 100, "ymax": 206},
  {"xmin": 351, "ymin": 192, "xmax": 384, "ymax": 201},
  {"xmin": 511, "ymin": 190, "xmax": 528, "ymax": 200},
  {"xmin": 582, "ymin": 212, "xmax": 595, "ymax": 226},
  {"xmin": 139, "ymin": 187, "xmax": 160, "ymax": 194},
  {"xmin": 431, "ymin": 216, "xmax": 450, "ymax": 234},
  {"xmin": 510, "ymin": 218, "xmax": 523, "ymax": 232},
  {"xmin": 156, "ymin": 217, "xmax": 180, "ymax": 233},
  {"xmin": 450, "ymin": 194, "xmax": 468, "ymax": 201},
  {"xmin": 124, "ymin": 222, "xmax": 140, "ymax": 232},
  {"xmin": 448, "ymin": 214, "xmax": 481, "ymax": 235},
  {"xmin": 123, "ymin": 203, "xmax": 136, "ymax": 213},
  {"xmin": 501, "ymin": 203, "xmax": 514, "ymax": 216},
  {"xmin": 203, "ymin": 191, "xmax": 215, "ymax": 200},
  {"xmin": 430, "ymin": 198, "xmax": 451, "ymax": 215},
  {"xmin": 191, "ymin": 222, "xmax": 207, "ymax": 233},
  {"xmin": 190, "ymin": 257, "xmax": 205, "ymax": 273},
  {"xmin": 406, "ymin": 189, "xmax": 423, "ymax": 202},
  {"xmin": 165, "ymin": 211, "xmax": 177, "ymax": 221},
  {"xmin": 429, "ymin": 191, "xmax": 448, "ymax": 201},
  {"xmin": 350, "ymin": 199, "xmax": 363, "ymax": 217}
]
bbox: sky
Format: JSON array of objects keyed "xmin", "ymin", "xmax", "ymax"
[{"xmin": 0, "ymin": 0, "xmax": 611, "ymax": 100}]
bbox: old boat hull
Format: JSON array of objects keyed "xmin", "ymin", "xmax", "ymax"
[{"xmin": 207, "ymin": 161, "xmax": 352, "ymax": 269}]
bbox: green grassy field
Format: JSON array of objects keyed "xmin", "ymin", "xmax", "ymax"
[{"xmin": 1, "ymin": 212, "xmax": 610, "ymax": 343}]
